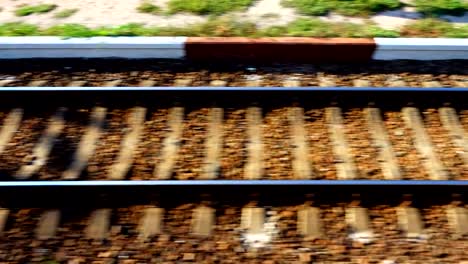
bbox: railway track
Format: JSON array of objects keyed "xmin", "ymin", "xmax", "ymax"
[
  {"xmin": 0, "ymin": 57, "xmax": 467, "ymax": 263},
  {"xmin": 0, "ymin": 190, "xmax": 465, "ymax": 263},
  {"xmin": 0, "ymin": 60, "xmax": 467, "ymax": 88},
  {"xmin": 0, "ymin": 88, "xmax": 468, "ymax": 181}
]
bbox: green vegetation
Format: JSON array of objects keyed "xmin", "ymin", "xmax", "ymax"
[
  {"xmin": 167, "ymin": 0, "xmax": 253, "ymax": 15},
  {"xmin": 0, "ymin": 18, "xmax": 465, "ymax": 38},
  {"xmin": 42, "ymin": 24, "xmax": 95, "ymax": 37},
  {"xmin": 0, "ymin": 22, "xmax": 39, "ymax": 36},
  {"xmin": 282, "ymin": 0, "xmax": 401, "ymax": 16},
  {"xmin": 137, "ymin": 1, "xmax": 161, "ymax": 14},
  {"xmin": 53, "ymin": 8, "xmax": 78, "ymax": 18},
  {"xmin": 401, "ymin": 18, "xmax": 468, "ymax": 38},
  {"xmin": 94, "ymin": 23, "xmax": 157, "ymax": 36},
  {"xmin": 262, "ymin": 18, "xmax": 399, "ymax": 37},
  {"xmin": 282, "ymin": 0, "xmax": 466, "ymax": 17},
  {"xmin": 180, "ymin": 17, "xmax": 257, "ymax": 36},
  {"xmin": 282, "ymin": 0, "xmax": 328, "ymax": 16},
  {"xmin": 413, "ymin": 0, "xmax": 467, "ymax": 16},
  {"xmin": 15, "ymin": 4, "xmax": 57, "ymax": 16}
]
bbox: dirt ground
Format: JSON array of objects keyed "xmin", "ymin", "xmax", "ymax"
[{"xmin": 0, "ymin": 0, "xmax": 466, "ymax": 29}]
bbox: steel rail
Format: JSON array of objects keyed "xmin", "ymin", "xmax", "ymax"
[
  {"xmin": 0, "ymin": 180, "xmax": 464, "ymax": 206},
  {"xmin": 0, "ymin": 180, "xmax": 465, "ymax": 187}
]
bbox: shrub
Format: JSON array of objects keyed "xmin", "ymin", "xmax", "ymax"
[
  {"xmin": 334, "ymin": 0, "xmax": 401, "ymax": 16},
  {"xmin": 188, "ymin": 17, "xmax": 257, "ymax": 36},
  {"xmin": 0, "ymin": 18, "xmax": 464, "ymax": 38},
  {"xmin": 263, "ymin": 18, "xmax": 400, "ymax": 37},
  {"xmin": 54, "ymin": 8, "xmax": 78, "ymax": 18},
  {"xmin": 281, "ymin": 0, "xmax": 330, "ymax": 16},
  {"xmin": 444, "ymin": 24, "xmax": 468, "ymax": 38},
  {"xmin": 168, "ymin": 0, "xmax": 253, "ymax": 15},
  {"xmin": 0, "ymin": 22, "xmax": 39, "ymax": 36},
  {"xmin": 42, "ymin": 24, "xmax": 93, "ymax": 37},
  {"xmin": 261, "ymin": 25, "xmax": 288, "ymax": 36},
  {"xmin": 401, "ymin": 18, "xmax": 468, "ymax": 37},
  {"xmin": 414, "ymin": 0, "xmax": 467, "ymax": 16},
  {"xmin": 137, "ymin": 1, "xmax": 161, "ymax": 14},
  {"xmin": 15, "ymin": 4, "xmax": 57, "ymax": 16},
  {"xmin": 366, "ymin": 25, "xmax": 400, "ymax": 37},
  {"xmin": 94, "ymin": 23, "xmax": 152, "ymax": 36},
  {"xmin": 282, "ymin": 0, "xmax": 401, "ymax": 17}
]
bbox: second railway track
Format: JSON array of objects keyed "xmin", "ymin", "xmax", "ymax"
[
  {"xmin": 0, "ymin": 60, "xmax": 467, "ymax": 88},
  {"xmin": 0, "ymin": 88, "xmax": 468, "ymax": 182},
  {"xmin": 0, "ymin": 188, "xmax": 465, "ymax": 263}
]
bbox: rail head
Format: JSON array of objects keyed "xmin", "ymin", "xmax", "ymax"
[
  {"xmin": 1, "ymin": 87, "xmax": 468, "ymax": 92},
  {"xmin": 0, "ymin": 180, "xmax": 465, "ymax": 189}
]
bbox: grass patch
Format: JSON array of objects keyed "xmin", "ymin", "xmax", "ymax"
[
  {"xmin": 182, "ymin": 17, "xmax": 258, "ymax": 36},
  {"xmin": 15, "ymin": 4, "xmax": 57, "ymax": 16},
  {"xmin": 401, "ymin": 18, "xmax": 468, "ymax": 38},
  {"xmin": 413, "ymin": 0, "xmax": 467, "ymax": 16},
  {"xmin": 53, "ymin": 8, "xmax": 78, "ymax": 19},
  {"xmin": 42, "ymin": 24, "xmax": 94, "ymax": 37},
  {"xmin": 0, "ymin": 18, "xmax": 464, "ymax": 38},
  {"xmin": 167, "ymin": 0, "xmax": 254, "ymax": 15},
  {"xmin": 137, "ymin": 1, "xmax": 161, "ymax": 14},
  {"xmin": 94, "ymin": 23, "xmax": 158, "ymax": 36},
  {"xmin": 282, "ymin": 0, "xmax": 329, "ymax": 16},
  {"xmin": 261, "ymin": 18, "xmax": 400, "ymax": 37},
  {"xmin": 0, "ymin": 22, "xmax": 39, "ymax": 36},
  {"xmin": 282, "ymin": 0, "xmax": 401, "ymax": 16}
]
